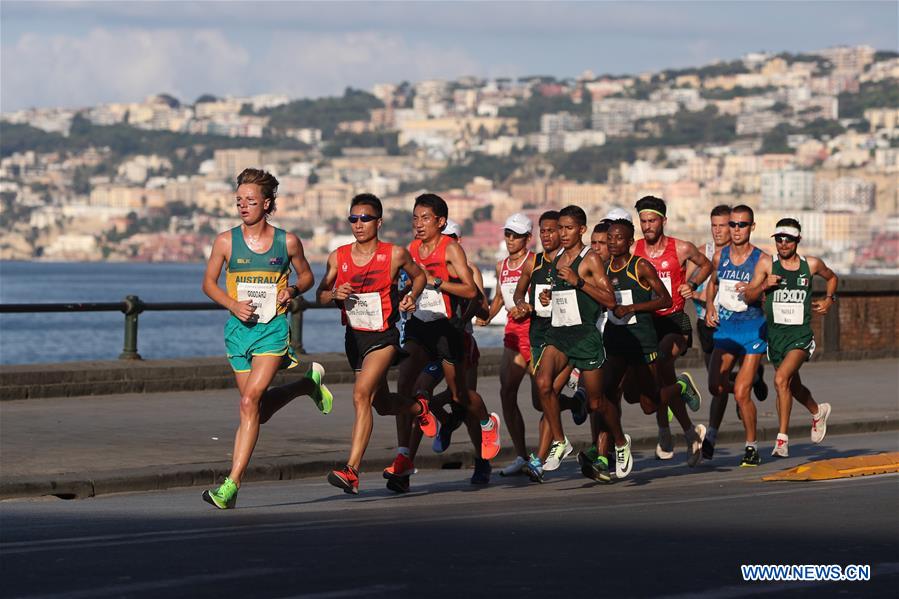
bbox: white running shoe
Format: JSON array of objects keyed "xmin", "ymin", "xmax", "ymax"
[
  {"xmin": 543, "ymin": 437, "xmax": 573, "ymax": 471},
  {"xmin": 615, "ymin": 434, "xmax": 633, "ymax": 479},
  {"xmin": 771, "ymin": 436, "xmax": 789, "ymax": 458},
  {"xmin": 655, "ymin": 428, "xmax": 674, "ymax": 460},
  {"xmin": 499, "ymin": 455, "xmax": 529, "ymax": 477},
  {"xmin": 811, "ymin": 403, "xmax": 831, "ymax": 443},
  {"xmin": 686, "ymin": 424, "xmax": 706, "ymax": 467}
]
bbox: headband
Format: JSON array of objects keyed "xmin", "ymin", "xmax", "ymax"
[
  {"xmin": 638, "ymin": 209, "xmax": 666, "ymax": 218},
  {"xmin": 772, "ymin": 226, "xmax": 800, "ymax": 238}
]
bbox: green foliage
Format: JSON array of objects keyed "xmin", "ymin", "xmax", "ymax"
[
  {"xmin": 498, "ymin": 94, "xmax": 590, "ymax": 134},
  {"xmin": 758, "ymin": 124, "xmax": 793, "ymax": 154},
  {"xmin": 637, "ymin": 107, "xmax": 736, "ymax": 146},
  {"xmin": 321, "ymin": 131, "xmax": 400, "ymax": 157},
  {"xmin": 194, "ymin": 94, "xmax": 219, "ymax": 104},
  {"xmin": 412, "ymin": 153, "xmax": 521, "ymax": 191},
  {"xmin": 551, "ymin": 141, "xmax": 639, "ymax": 183},
  {"xmin": 0, "ymin": 123, "xmax": 66, "ymax": 157},
  {"xmin": 838, "ymin": 80, "xmax": 899, "ymax": 118},
  {"xmin": 263, "ymin": 88, "xmax": 384, "ymax": 138},
  {"xmin": 700, "ymin": 86, "xmax": 776, "ymax": 100},
  {"xmin": 874, "ymin": 50, "xmax": 899, "ymax": 62},
  {"xmin": 800, "ymin": 118, "xmax": 845, "ymax": 139},
  {"xmin": 661, "ymin": 60, "xmax": 749, "ymax": 81}
]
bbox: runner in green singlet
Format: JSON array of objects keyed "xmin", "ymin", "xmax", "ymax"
[{"xmin": 742, "ymin": 218, "xmax": 838, "ymax": 458}]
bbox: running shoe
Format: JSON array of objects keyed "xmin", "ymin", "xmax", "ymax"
[
  {"xmin": 386, "ymin": 475, "xmax": 410, "ymax": 494},
  {"xmin": 305, "ymin": 362, "xmax": 333, "ymax": 415},
  {"xmin": 571, "ymin": 387, "xmax": 589, "ymax": 426},
  {"xmin": 677, "ymin": 372, "xmax": 702, "ymax": 412},
  {"xmin": 499, "ymin": 455, "xmax": 529, "ymax": 477},
  {"xmin": 811, "ymin": 403, "xmax": 831, "ymax": 443},
  {"xmin": 480, "ymin": 412, "xmax": 502, "ymax": 460},
  {"xmin": 432, "ymin": 405, "xmax": 464, "ymax": 453},
  {"xmin": 543, "ymin": 437, "xmax": 573, "ymax": 471},
  {"xmin": 202, "ymin": 477, "xmax": 238, "ymax": 509},
  {"xmin": 740, "ymin": 445, "xmax": 761, "ymax": 467},
  {"xmin": 382, "ymin": 453, "xmax": 415, "ymax": 478},
  {"xmin": 701, "ymin": 438, "xmax": 715, "ymax": 460},
  {"xmin": 686, "ymin": 424, "xmax": 706, "ymax": 467},
  {"xmin": 577, "ymin": 445, "xmax": 600, "ymax": 476},
  {"xmin": 771, "ymin": 437, "xmax": 789, "ymax": 458},
  {"xmin": 328, "ymin": 465, "xmax": 360, "ymax": 494},
  {"xmin": 526, "ymin": 453, "xmax": 544, "ymax": 483},
  {"xmin": 590, "ymin": 456, "xmax": 612, "ymax": 483},
  {"xmin": 471, "ymin": 458, "xmax": 492, "ymax": 485},
  {"xmin": 655, "ymin": 427, "xmax": 674, "ymax": 460},
  {"xmin": 615, "ymin": 434, "xmax": 633, "ymax": 479},
  {"xmin": 415, "ymin": 395, "xmax": 438, "ymax": 438},
  {"xmin": 752, "ymin": 364, "xmax": 768, "ymax": 401}
]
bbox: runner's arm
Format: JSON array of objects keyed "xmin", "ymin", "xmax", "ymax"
[
  {"xmin": 809, "ymin": 256, "xmax": 838, "ymax": 314},
  {"xmin": 509, "ymin": 257, "xmax": 535, "ymax": 319},
  {"xmin": 629, "ymin": 258, "xmax": 672, "ymax": 314},
  {"xmin": 482, "ymin": 262, "xmax": 506, "ymax": 323},
  {"xmin": 395, "ymin": 246, "xmax": 426, "ymax": 312},
  {"xmin": 286, "ymin": 233, "xmax": 314, "ymax": 294},
  {"xmin": 577, "ymin": 252, "xmax": 617, "ymax": 309},
  {"xmin": 202, "ymin": 232, "xmax": 252, "ymax": 321},
  {"xmin": 679, "ymin": 239, "xmax": 712, "ymax": 298},
  {"xmin": 704, "ymin": 250, "xmax": 721, "ymax": 327},
  {"xmin": 740, "ymin": 254, "xmax": 772, "ymax": 304},
  {"xmin": 439, "ymin": 241, "xmax": 478, "ymax": 299},
  {"xmin": 315, "ymin": 251, "xmax": 342, "ymax": 306},
  {"xmin": 468, "ymin": 263, "xmax": 491, "ymax": 321}
]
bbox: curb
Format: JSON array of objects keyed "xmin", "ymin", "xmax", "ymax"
[{"xmin": 3, "ymin": 417, "xmax": 897, "ymax": 501}]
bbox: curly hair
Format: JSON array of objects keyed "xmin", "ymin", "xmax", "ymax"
[{"xmin": 236, "ymin": 168, "xmax": 279, "ymax": 215}]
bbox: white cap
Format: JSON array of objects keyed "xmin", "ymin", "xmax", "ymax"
[
  {"xmin": 772, "ymin": 226, "xmax": 800, "ymax": 238},
  {"xmin": 504, "ymin": 212, "xmax": 533, "ymax": 235},
  {"xmin": 443, "ymin": 218, "xmax": 462, "ymax": 238},
  {"xmin": 603, "ymin": 207, "xmax": 633, "ymax": 223}
]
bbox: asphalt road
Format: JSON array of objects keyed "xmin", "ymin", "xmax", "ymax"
[{"xmin": 2, "ymin": 432, "xmax": 898, "ymax": 599}]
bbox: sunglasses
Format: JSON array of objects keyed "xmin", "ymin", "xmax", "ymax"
[
  {"xmin": 347, "ymin": 214, "xmax": 379, "ymax": 224},
  {"xmin": 729, "ymin": 221, "xmax": 752, "ymax": 229},
  {"xmin": 774, "ymin": 235, "xmax": 798, "ymax": 243}
]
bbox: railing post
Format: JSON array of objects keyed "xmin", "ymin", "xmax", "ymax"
[
  {"xmin": 288, "ymin": 297, "xmax": 306, "ymax": 355},
  {"xmin": 119, "ymin": 295, "xmax": 144, "ymax": 360}
]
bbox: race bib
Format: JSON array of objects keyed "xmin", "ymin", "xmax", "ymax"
[
  {"xmin": 660, "ymin": 274, "xmax": 673, "ymax": 298},
  {"xmin": 413, "ymin": 287, "xmax": 448, "ymax": 322},
  {"xmin": 345, "ymin": 292, "xmax": 383, "ymax": 331},
  {"xmin": 608, "ymin": 289, "xmax": 637, "ymax": 326},
  {"xmin": 717, "ymin": 279, "xmax": 748, "ymax": 312},
  {"xmin": 551, "ymin": 289, "xmax": 582, "ymax": 327},
  {"xmin": 773, "ymin": 302, "xmax": 803, "ymax": 325},
  {"xmin": 534, "ymin": 284, "xmax": 552, "ymax": 318},
  {"xmin": 237, "ymin": 282, "xmax": 278, "ymax": 324},
  {"xmin": 501, "ymin": 282, "xmax": 527, "ymax": 311}
]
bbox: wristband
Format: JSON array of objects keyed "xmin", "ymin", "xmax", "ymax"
[{"xmin": 576, "ymin": 277, "xmax": 586, "ymax": 289}]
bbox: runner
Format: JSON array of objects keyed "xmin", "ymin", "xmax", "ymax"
[
  {"xmin": 200, "ymin": 168, "xmax": 332, "ymax": 509},
  {"xmin": 705, "ymin": 204, "xmax": 768, "ymax": 467},
  {"xmin": 384, "ymin": 193, "xmax": 501, "ymax": 492},
  {"xmin": 479, "ymin": 213, "xmax": 535, "ymax": 477},
  {"xmin": 586, "ymin": 218, "xmax": 672, "ymax": 481},
  {"xmin": 742, "ymin": 218, "xmax": 837, "ymax": 457},
  {"xmin": 633, "ymin": 196, "xmax": 709, "ymax": 464},
  {"xmin": 317, "ymin": 194, "xmax": 429, "ymax": 494},
  {"xmin": 532, "ymin": 205, "xmax": 633, "ymax": 479},
  {"xmin": 688, "ymin": 205, "xmax": 767, "ymax": 460}
]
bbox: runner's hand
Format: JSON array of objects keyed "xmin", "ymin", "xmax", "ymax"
[
  {"xmin": 475, "ymin": 317, "xmax": 489, "ymax": 326},
  {"xmin": 612, "ymin": 305, "xmax": 631, "ymax": 319},
  {"xmin": 705, "ymin": 304, "xmax": 719, "ymax": 328},
  {"xmin": 277, "ymin": 288, "xmax": 293, "ymax": 306},
  {"xmin": 333, "ymin": 283, "xmax": 354, "ymax": 301},
  {"xmin": 765, "ymin": 274, "xmax": 782, "ymax": 289},
  {"xmin": 557, "ymin": 265, "xmax": 578, "ymax": 285},
  {"xmin": 231, "ymin": 299, "xmax": 256, "ymax": 322},
  {"xmin": 678, "ymin": 283, "xmax": 693, "ymax": 300},
  {"xmin": 509, "ymin": 303, "xmax": 530, "ymax": 320},
  {"xmin": 399, "ymin": 294, "xmax": 416, "ymax": 313},
  {"xmin": 539, "ymin": 289, "xmax": 551, "ymax": 306},
  {"xmin": 812, "ymin": 297, "xmax": 833, "ymax": 315},
  {"xmin": 734, "ymin": 282, "xmax": 748, "ymax": 293}
]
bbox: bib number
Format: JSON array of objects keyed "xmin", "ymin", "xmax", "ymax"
[
  {"xmin": 608, "ymin": 289, "xmax": 637, "ymax": 326},
  {"xmin": 660, "ymin": 275, "xmax": 673, "ymax": 298},
  {"xmin": 551, "ymin": 289, "xmax": 582, "ymax": 327},
  {"xmin": 237, "ymin": 282, "xmax": 278, "ymax": 324},
  {"xmin": 414, "ymin": 287, "xmax": 448, "ymax": 322},
  {"xmin": 345, "ymin": 292, "xmax": 384, "ymax": 330},
  {"xmin": 717, "ymin": 279, "xmax": 748, "ymax": 312},
  {"xmin": 534, "ymin": 284, "xmax": 551, "ymax": 318},
  {"xmin": 501, "ymin": 282, "xmax": 527, "ymax": 311},
  {"xmin": 773, "ymin": 302, "xmax": 803, "ymax": 325}
]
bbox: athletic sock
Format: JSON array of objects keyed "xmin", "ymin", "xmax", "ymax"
[
  {"xmin": 746, "ymin": 442, "xmax": 757, "ymax": 450},
  {"xmin": 706, "ymin": 427, "xmax": 718, "ymax": 444},
  {"xmin": 480, "ymin": 417, "xmax": 495, "ymax": 430},
  {"xmin": 398, "ymin": 447, "xmax": 410, "ymax": 457},
  {"xmin": 776, "ymin": 433, "xmax": 788, "ymax": 442},
  {"xmin": 597, "ymin": 455, "xmax": 609, "ymax": 466}
]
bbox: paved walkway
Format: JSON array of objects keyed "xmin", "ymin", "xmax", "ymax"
[{"xmin": 2, "ymin": 359, "xmax": 897, "ymax": 498}]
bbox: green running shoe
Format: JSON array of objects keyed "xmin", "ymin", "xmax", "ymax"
[
  {"xmin": 202, "ymin": 477, "xmax": 238, "ymax": 509},
  {"xmin": 591, "ymin": 456, "xmax": 612, "ymax": 483},
  {"xmin": 305, "ymin": 362, "xmax": 333, "ymax": 415},
  {"xmin": 677, "ymin": 372, "xmax": 702, "ymax": 412}
]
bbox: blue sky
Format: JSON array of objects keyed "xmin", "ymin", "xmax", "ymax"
[{"xmin": 1, "ymin": 1, "xmax": 896, "ymax": 111}]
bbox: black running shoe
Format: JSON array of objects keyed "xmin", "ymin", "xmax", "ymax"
[
  {"xmin": 386, "ymin": 475, "xmax": 411, "ymax": 493},
  {"xmin": 432, "ymin": 405, "xmax": 464, "ymax": 453},
  {"xmin": 590, "ymin": 458, "xmax": 612, "ymax": 483},
  {"xmin": 470, "ymin": 458, "xmax": 491, "ymax": 485},
  {"xmin": 740, "ymin": 446, "xmax": 761, "ymax": 467},
  {"xmin": 701, "ymin": 438, "xmax": 715, "ymax": 460},
  {"xmin": 752, "ymin": 364, "xmax": 768, "ymax": 401},
  {"xmin": 571, "ymin": 388, "xmax": 588, "ymax": 426}
]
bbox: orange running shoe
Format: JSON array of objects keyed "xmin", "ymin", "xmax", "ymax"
[
  {"xmin": 416, "ymin": 395, "xmax": 438, "ymax": 438},
  {"xmin": 480, "ymin": 412, "xmax": 502, "ymax": 460},
  {"xmin": 327, "ymin": 465, "xmax": 359, "ymax": 495},
  {"xmin": 382, "ymin": 453, "xmax": 415, "ymax": 478}
]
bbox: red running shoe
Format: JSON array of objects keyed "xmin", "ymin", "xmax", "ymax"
[
  {"xmin": 416, "ymin": 395, "xmax": 438, "ymax": 438},
  {"xmin": 327, "ymin": 465, "xmax": 359, "ymax": 495},
  {"xmin": 480, "ymin": 412, "xmax": 502, "ymax": 460},
  {"xmin": 382, "ymin": 453, "xmax": 415, "ymax": 478}
]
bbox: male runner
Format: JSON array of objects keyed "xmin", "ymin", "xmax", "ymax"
[
  {"xmin": 385, "ymin": 193, "xmax": 501, "ymax": 492},
  {"xmin": 533, "ymin": 205, "xmax": 633, "ymax": 478},
  {"xmin": 742, "ymin": 218, "xmax": 837, "ymax": 457},
  {"xmin": 705, "ymin": 205, "xmax": 769, "ymax": 467},
  {"xmin": 587, "ymin": 218, "xmax": 673, "ymax": 481},
  {"xmin": 201, "ymin": 168, "xmax": 331, "ymax": 509},
  {"xmin": 633, "ymin": 196, "xmax": 709, "ymax": 464},
  {"xmin": 479, "ymin": 213, "xmax": 535, "ymax": 476},
  {"xmin": 317, "ymin": 194, "xmax": 429, "ymax": 494}
]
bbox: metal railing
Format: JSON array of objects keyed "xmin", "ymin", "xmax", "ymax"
[{"xmin": 0, "ymin": 296, "xmax": 325, "ymax": 359}]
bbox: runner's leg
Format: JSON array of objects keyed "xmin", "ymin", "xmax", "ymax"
[{"xmin": 227, "ymin": 355, "xmax": 282, "ymax": 485}]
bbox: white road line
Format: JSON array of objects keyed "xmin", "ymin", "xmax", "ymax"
[{"xmin": 2, "ymin": 474, "xmax": 895, "ymax": 555}]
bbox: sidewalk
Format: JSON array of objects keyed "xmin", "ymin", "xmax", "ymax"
[{"xmin": 2, "ymin": 359, "xmax": 897, "ymax": 499}]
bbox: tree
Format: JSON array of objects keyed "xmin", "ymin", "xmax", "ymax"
[{"xmin": 194, "ymin": 94, "xmax": 219, "ymax": 104}]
